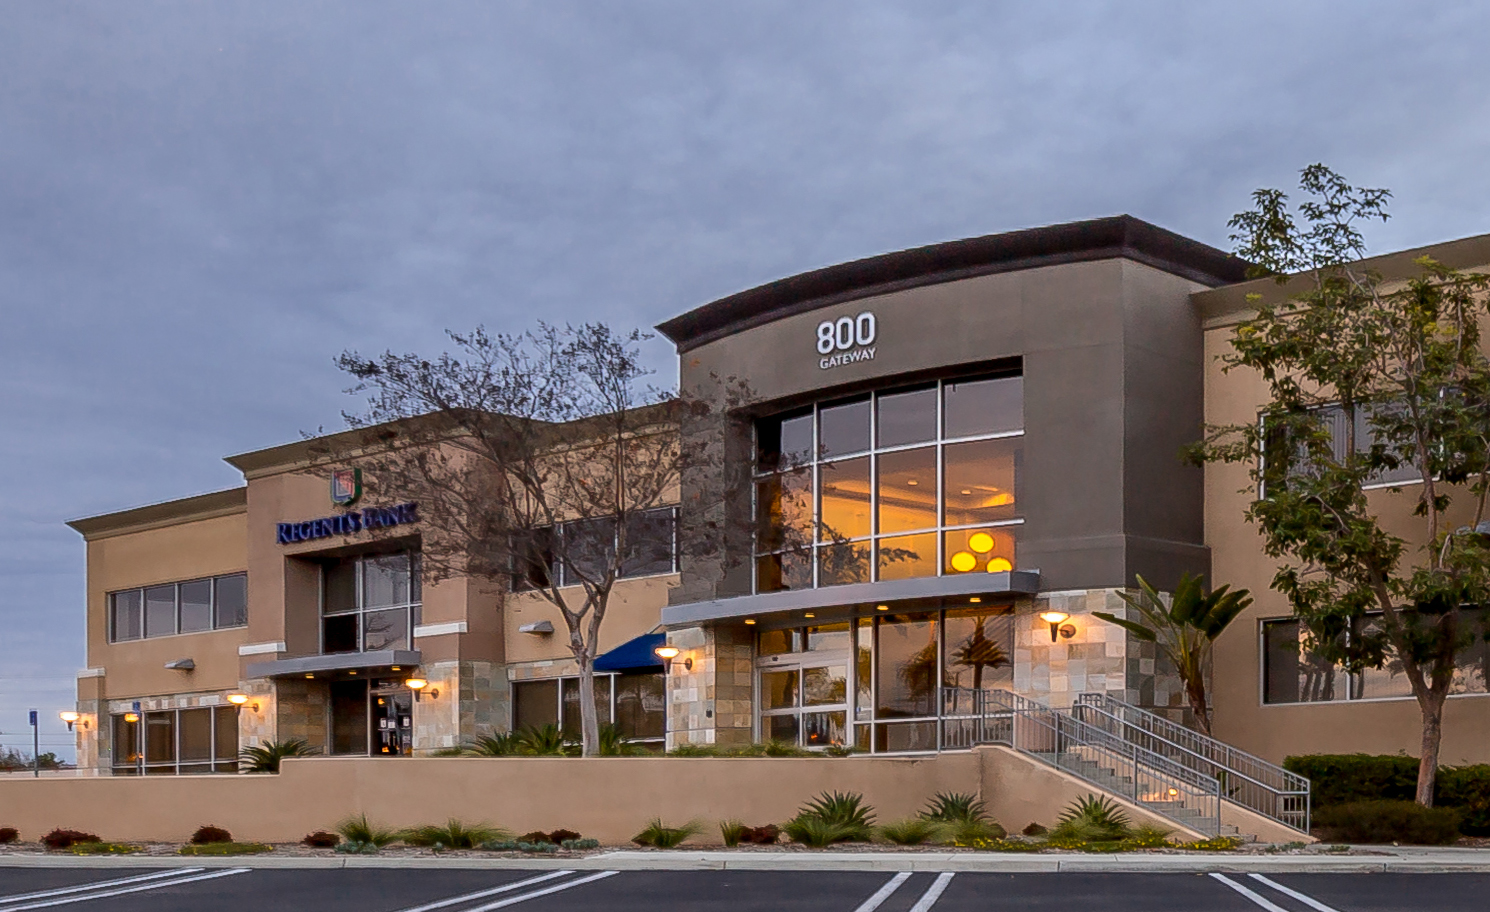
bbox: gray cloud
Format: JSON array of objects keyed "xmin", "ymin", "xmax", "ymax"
[{"xmin": 4, "ymin": 0, "xmax": 1489, "ymax": 756}]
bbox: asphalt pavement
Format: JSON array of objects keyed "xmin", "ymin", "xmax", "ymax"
[{"xmin": 1, "ymin": 866, "xmax": 1488, "ymax": 911}]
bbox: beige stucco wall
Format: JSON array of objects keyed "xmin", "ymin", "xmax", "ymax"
[
  {"xmin": 503, "ymin": 575, "xmax": 677, "ymax": 665},
  {"xmin": 0, "ymin": 745, "xmax": 1255, "ymax": 845},
  {"xmin": 1201, "ymin": 316, "xmax": 1490, "ymax": 765}
]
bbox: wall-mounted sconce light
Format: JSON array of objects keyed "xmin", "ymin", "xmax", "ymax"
[
  {"xmin": 743, "ymin": 618, "xmax": 757, "ymax": 625},
  {"xmin": 226, "ymin": 693, "xmax": 260, "ymax": 712},
  {"xmin": 123, "ymin": 712, "xmax": 140, "ymax": 723},
  {"xmin": 163, "ymin": 658, "xmax": 195, "ymax": 671},
  {"xmin": 654, "ymin": 644, "xmax": 692, "ymax": 671},
  {"xmin": 519, "ymin": 620, "xmax": 555, "ymax": 635},
  {"xmin": 406, "ymin": 678, "xmax": 438, "ymax": 701},
  {"xmin": 59, "ymin": 711, "xmax": 87, "ymax": 732},
  {"xmin": 1039, "ymin": 610, "xmax": 1076, "ymax": 642}
]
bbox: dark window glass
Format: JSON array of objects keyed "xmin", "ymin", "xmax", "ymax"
[
  {"xmin": 362, "ymin": 608, "xmax": 409, "ymax": 651},
  {"xmin": 818, "ymin": 541, "xmax": 871, "ymax": 586},
  {"xmin": 943, "ymin": 608, "xmax": 1014, "ymax": 695},
  {"xmin": 765, "ymin": 714, "xmax": 799, "ymax": 743},
  {"xmin": 803, "ymin": 711, "xmax": 847, "ymax": 747},
  {"xmin": 944, "ymin": 376, "xmax": 1022, "ymax": 439},
  {"xmin": 755, "ymin": 471, "xmax": 812, "ymax": 553},
  {"xmin": 362, "ymin": 554, "xmax": 411, "ymax": 608},
  {"xmin": 818, "ymin": 457, "xmax": 870, "ymax": 541},
  {"xmin": 876, "ymin": 615, "xmax": 938, "ymax": 718},
  {"xmin": 1452, "ymin": 608, "xmax": 1490, "ymax": 695},
  {"xmin": 615, "ymin": 673, "xmax": 665, "ymax": 740},
  {"xmin": 620, "ymin": 509, "xmax": 675, "ymax": 578},
  {"xmin": 324, "ymin": 560, "xmax": 358, "ymax": 614},
  {"xmin": 178, "ymin": 708, "xmax": 212, "ymax": 764},
  {"xmin": 215, "ymin": 706, "xmax": 239, "ymax": 772},
  {"xmin": 758, "ymin": 628, "xmax": 802, "ymax": 655},
  {"xmin": 513, "ymin": 679, "xmax": 559, "ymax": 730},
  {"xmin": 112, "ymin": 714, "xmax": 141, "ymax": 767},
  {"xmin": 563, "ymin": 517, "xmax": 617, "ymax": 585},
  {"xmin": 874, "ymin": 720, "xmax": 937, "ymax": 752},
  {"xmin": 943, "ymin": 438, "xmax": 1021, "ymax": 526},
  {"xmin": 755, "ymin": 551, "xmax": 813, "ymax": 593},
  {"xmin": 877, "ymin": 447, "xmax": 937, "ymax": 533},
  {"xmin": 512, "ymin": 527, "xmax": 556, "ymax": 591},
  {"xmin": 110, "ymin": 590, "xmax": 143, "ymax": 642},
  {"xmin": 876, "ymin": 386, "xmax": 937, "ymax": 448},
  {"xmin": 323, "ymin": 614, "xmax": 359, "ymax": 654},
  {"xmin": 757, "ymin": 410, "xmax": 814, "ymax": 472},
  {"xmin": 818, "ymin": 398, "xmax": 870, "ymax": 459},
  {"xmin": 330, "ymin": 680, "xmax": 368, "ymax": 755},
  {"xmin": 178, "ymin": 580, "xmax": 213, "ymax": 634},
  {"xmin": 761, "ymin": 670, "xmax": 799, "ymax": 710},
  {"xmin": 214, "ymin": 575, "xmax": 247, "ymax": 628},
  {"xmin": 560, "ymin": 676, "xmax": 612, "ymax": 740},
  {"xmin": 1262, "ymin": 619, "xmax": 1348, "ymax": 704},
  {"xmin": 144, "ymin": 712, "xmax": 175, "ymax": 765},
  {"xmin": 144, "ymin": 585, "xmax": 177, "ymax": 638}
]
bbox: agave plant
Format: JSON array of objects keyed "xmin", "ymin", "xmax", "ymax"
[
  {"xmin": 1094, "ymin": 573, "xmax": 1251, "ymax": 736},
  {"xmin": 784, "ymin": 816, "xmax": 865, "ymax": 847},
  {"xmin": 466, "ymin": 733, "xmax": 519, "ymax": 757},
  {"xmin": 238, "ymin": 738, "xmax": 318, "ymax": 773},
  {"xmin": 597, "ymin": 723, "xmax": 640, "ymax": 757},
  {"xmin": 799, "ymin": 791, "xmax": 876, "ymax": 830},
  {"xmin": 876, "ymin": 817, "xmax": 942, "ymax": 846},
  {"xmin": 336, "ymin": 814, "xmax": 399, "ymax": 848},
  {"xmin": 1051, "ymin": 795, "xmax": 1131, "ymax": 842},
  {"xmin": 513, "ymin": 724, "xmax": 571, "ymax": 757},
  {"xmin": 401, "ymin": 819, "xmax": 510, "ymax": 849},
  {"xmin": 920, "ymin": 791, "xmax": 989, "ymax": 824},
  {"xmin": 631, "ymin": 818, "xmax": 702, "ymax": 848}
]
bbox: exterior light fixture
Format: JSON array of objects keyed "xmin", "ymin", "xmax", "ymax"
[
  {"xmin": 123, "ymin": 712, "xmax": 140, "ymax": 723},
  {"xmin": 1039, "ymin": 610, "xmax": 1071, "ymax": 642},
  {"xmin": 804, "ymin": 612, "xmax": 815, "ymax": 619},
  {"xmin": 968, "ymin": 532, "xmax": 995, "ymax": 553},
  {"xmin": 986, "ymin": 557, "xmax": 1013, "ymax": 573},
  {"xmin": 876, "ymin": 604, "xmax": 889, "ymax": 611},
  {"xmin": 743, "ymin": 618, "xmax": 756, "ymax": 625},
  {"xmin": 391, "ymin": 666, "xmax": 401, "ymax": 671},
  {"xmin": 59, "ymin": 711, "xmax": 82, "ymax": 731},
  {"xmin": 654, "ymin": 644, "xmax": 692, "ymax": 672},
  {"xmin": 304, "ymin": 673, "xmax": 315, "ymax": 679},
  {"xmin": 406, "ymin": 678, "xmax": 438, "ymax": 701},
  {"xmin": 226, "ymin": 693, "xmax": 259, "ymax": 712},
  {"xmin": 969, "ymin": 597, "xmax": 981, "ymax": 604},
  {"xmin": 1167, "ymin": 787, "xmax": 1179, "ymax": 798},
  {"xmin": 950, "ymin": 551, "xmax": 977, "ymax": 572}
]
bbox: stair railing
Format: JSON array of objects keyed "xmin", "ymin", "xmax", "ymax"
[
  {"xmin": 946, "ymin": 687, "xmax": 1221, "ymax": 837},
  {"xmin": 1072, "ymin": 692, "xmax": 1310, "ymax": 833}
]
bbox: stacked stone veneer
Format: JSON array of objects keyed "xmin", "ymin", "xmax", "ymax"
[
  {"xmin": 413, "ymin": 660, "xmax": 508, "ymax": 752},
  {"xmin": 664, "ymin": 624, "xmax": 752, "ymax": 748}
]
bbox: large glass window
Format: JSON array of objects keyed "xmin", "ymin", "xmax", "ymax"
[
  {"xmin": 321, "ymin": 551, "xmax": 421, "ymax": 654},
  {"xmin": 511, "ymin": 508, "xmax": 678, "ymax": 591},
  {"xmin": 111, "ymin": 705, "xmax": 239, "ymax": 775},
  {"xmin": 107, "ymin": 573, "xmax": 248, "ymax": 643},
  {"xmin": 510, "ymin": 672, "xmax": 665, "ymax": 747},
  {"xmin": 754, "ymin": 374, "xmax": 1022, "ymax": 592}
]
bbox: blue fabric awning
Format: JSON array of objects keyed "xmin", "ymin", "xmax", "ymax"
[{"xmin": 594, "ymin": 632, "xmax": 666, "ymax": 672}]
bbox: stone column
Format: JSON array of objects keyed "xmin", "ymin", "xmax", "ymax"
[{"xmin": 664, "ymin": 623, "xmax": 753, "ymax": 748}]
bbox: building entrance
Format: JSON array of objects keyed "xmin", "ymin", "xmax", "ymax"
[{"xmin": 328, "ymin": 676, "xmax": 413, "ymax": 756}]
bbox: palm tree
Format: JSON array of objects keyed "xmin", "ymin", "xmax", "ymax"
[{"xmin": 1094, "ymin": 573, "xmax": 1251, "ymax": 736}]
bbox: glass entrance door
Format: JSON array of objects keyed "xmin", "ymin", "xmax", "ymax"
[
  {"xmin": 757, "ymin": 653, "xmax": 850, "ymax": 749},
  {"xmin": 372, "ymin": 681, "xmax": 413, "ymax": 756}
]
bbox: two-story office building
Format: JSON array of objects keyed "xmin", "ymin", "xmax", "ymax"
[{"xmin": 66, "ymin": 216, "xmax": 1490, "ymax": 772}]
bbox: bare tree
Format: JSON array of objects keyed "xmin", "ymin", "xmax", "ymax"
[{"xmin": 331, "ymin": 323, "xmax": 681, "ymax": 756}]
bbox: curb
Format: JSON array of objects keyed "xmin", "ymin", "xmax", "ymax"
[{"xmin": 4, "ymin": 850, "xmax": 1490, "ymax": 874}]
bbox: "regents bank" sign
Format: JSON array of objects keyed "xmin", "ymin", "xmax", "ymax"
[{"xmin": 276, "ymin": 502, "xmax": 419, "ymax": 545}]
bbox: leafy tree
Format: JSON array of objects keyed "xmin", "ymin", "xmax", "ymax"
[
  {"xmin": 1190, "ymin": 164, "xmax": 1490, "ymax": 804},
  {"xmin": 1094, "ymin": 573, "xmax": 1251, "ymax": 736},
  {"xmin": 333, "ymin": 323, "xmax": 696, "ymax": 757}
]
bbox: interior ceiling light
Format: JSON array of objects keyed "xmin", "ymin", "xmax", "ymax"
[
  {"xmin": 950, "ymin": 551, "xmax": 978, "ymax": 572},
  {"xmin": 968, "ymin": 532, "xmax": 995, "ymax": 554},
  {"xmin": 906, "ymin": 479, "xmax": 919, "ymax": 486},
  {"xmin": 987, "ymin": 557, "xmax": 1013, "ymax": 572}
]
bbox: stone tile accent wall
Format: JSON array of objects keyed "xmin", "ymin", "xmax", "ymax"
[
  {"xmin": 75, "ymin": 698, "xmax": 105, "ymax": 772},
  {"xmin": 664, "ymin": 623, "xmax": 753, "ymax": 748},
  {"xmin": 458, "ymin": 660, "xmax": 509, "ymax": 740},
  {"xmin": 408, "ymin": 660, "xmax": 509, "ymax": 751},
  {"xmin": 271, "ymin": 677, "xmax": 328, "ymax": 752}
]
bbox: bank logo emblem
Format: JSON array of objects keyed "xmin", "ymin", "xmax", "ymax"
[{"xmin": 330, "ymin": 468, "xmax": 363, "ymax": 507}]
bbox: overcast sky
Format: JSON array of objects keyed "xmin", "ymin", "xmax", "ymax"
[{"xmin": 4, "ymin": 1, "xmax": 1489, "ymax": 759}]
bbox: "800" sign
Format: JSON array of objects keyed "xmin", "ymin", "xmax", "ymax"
[{"xmin": 816, "ymin": 312, "xmax": 877, "ymax": 354}]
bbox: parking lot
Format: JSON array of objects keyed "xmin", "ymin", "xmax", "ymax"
[{"xmin": 1, "ymin": 866, "xmax": 1488, "ymax": 911}]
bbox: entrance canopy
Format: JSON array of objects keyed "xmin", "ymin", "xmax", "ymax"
[
  {"xmin": 659, "ymin": 569, "xmax": 1040, "ymax": 627},
  {"xmin": 245, "ymin": 649, "xmax": 422, "ymax": 679},
  {"xmin": 594, "ymin": 633, "xmax": 666, "ymax": 672}
]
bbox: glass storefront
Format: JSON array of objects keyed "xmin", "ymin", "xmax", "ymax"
[
  {"xmin": 756, "ymin": 604, "xmax": 1015, "ymax": 752},
  {"xmin": 511, "ymin": 672, "xmax": 666, "ymax": 746},
  {"xmin": 754, "ymin": 375, "xmax": 1023, "ymax": 592},
  {"xmin": 322, "ymin": 551, "xmax": 422, "ymax": 654},
  {"xmin": 111, "ymin": 706, "xmax": 239, "ymax": 774}
]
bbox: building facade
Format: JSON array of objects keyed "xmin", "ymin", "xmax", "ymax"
[{"xmin": 66, "ymin": 216, "xmax": 1490, "ymax": 772}]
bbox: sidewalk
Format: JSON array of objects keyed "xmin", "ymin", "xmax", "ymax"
[{"xmin": 4, "ymin": 847, "xmax": 1490, "ymax": 873}]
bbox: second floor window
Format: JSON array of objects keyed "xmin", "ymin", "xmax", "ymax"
[
  {"xmin": 109, "ymin": 573, "xmax": 247, "ymax": 642},
  {"xmin": 322, "ymin": 551, "xmax": 422, "ymax": 654},
  {"xmin": 511, "ymin": 507, "xmax": 679, "ymax": 592}
]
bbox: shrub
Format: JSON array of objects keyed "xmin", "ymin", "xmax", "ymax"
[
  {"xmin": 519, "ymin": 831, "xmax": 553, "ymax": 844},
  {"xmin": 179, "ymin": 843, "xmax": 273, "ymax": 855},
  {"xmin": 466, "ymin": 733, "xmax": 518, "ymax": 757},
  {"xmin": 938, "ymin": 819, "xmax": 1006, "ymax": 843},
  {"xmin": 561, "ymin": 838, "xmax": 600, "ymax": 850},
  {"xmin": 1440, "ymin": 764, "xmax": 1490, "ymax": 835},
  {"xmin": 740, "ymin": 824, "xmax": 780, "ymax": 845},
  {"xmin": 335, "ymin": 841, "xmax": 381, "ymax": 855},
  {"xmin": 1123, "ymin": 824, "xmax": 1174, "ymax": 848},
  {"xmin": 0, "ymin": 827, "xmax": 18, "ymax": 844},
  {"xmin": 1182, "ymin": 835, "xmax": 1245, "ymax": 851},
  {"xmin": 238, "ymin": 738, "xmax": 318, "ymax": 773},
  {"xmin": 336, "ymin": 814, "xmax": 399, "ymax": 848},
  {"xmin": 799, "ymin": 791, "xmax": 875, "ymax": 830},
  {"xmin": 513, "ymin": 725, "xmax": 570, "ymax": 757},
  {"xmin": 666, "ymin": 743, "xmax": 721, "ymax": 757},
  {"xmin": 1313, "ymin": 800, "xmax": 1462, "ymax": 845},
  {"xmin": 517, "ymin": 841, "xmax": 558, "ymax": 853},
  {"xmin": 921, "ymin": 792, "xmax": 988, "ymax": 824},
  {"xmin": 42, "ymin": 829, "xmax": 100, "ymax": 850},
  {"xmin": 402, "ymin": 820, "xmax": 510, "ymax": 849},
  {"xmin": 632, "ymin": 818, "xmax": 702, "ymax": 849},
  {"xmin": 957, "ymin": 836, "xmax": 1044, "ymax": 852},
  {"xmin": 877, "ymin": 818, "xmax": 941, "ymax": 846},
  {"xmin": 720, "ymin": 820, "xmax": 746, "ymax": 847},
  {"xmin": 190, "ymin": 825, "xmax": 233, "ymax": 845},
  {"xmin": 1283, "ymin": 754, "xmax": 1419, "ymax": 807},
  {"xmin": 68, "ymin": 842, "xmax": 141, "ymax": 855},
  {"xmin": 598, "ymin": 724, "xmax": 640, "ymax": 757},
  {"xmin": 1051, "ymin": 796, "xmax": 1131, "ymax": 842},
  {"xmin": 431, "ymin": 747, "xmax": 467, "ymax": 757},
  {"xmin": 1022, "ymin": 822, "xmax": 1049, "ymax": 837},
  {"xmin": 302, "ymin": 831, "xmax": 341, "ymax": 848},
  {"xmin": 783, "ymin": 816, "xmax": 865, "ymax": 847}
]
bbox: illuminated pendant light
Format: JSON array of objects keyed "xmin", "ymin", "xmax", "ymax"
[
  {"xmin": 987, "ymin": 557, "xmax": 1013, "ymax": 572},
  {"xmin": 950, "ymin": 550, "xmax": 978, "ymax": 572},
  {"xmin": 968, "ymin": 532, "xmax": 995, "ymax": 554}
]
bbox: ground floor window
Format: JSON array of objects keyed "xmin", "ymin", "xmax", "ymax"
[
  {"xmin": 756, "ymin": 605, "xmax": 1014, "ymax": 752},
  {"xmin": 511, "ymin": 672, "xmax": 665, "ymax": 744},
  {"xmin": 1262, "ymin": 612, "xmax": 1490, "ymax": 704},
  {"xmin": 111, "ymin": 706, "xmax": 238, "ymax": 774}
]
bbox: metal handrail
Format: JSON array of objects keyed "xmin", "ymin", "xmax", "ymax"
[
  {"xmin": 945, "ymin": 687, "xmax": 1222, "ymax": 837},
  {"xmin": 1072, "ymin": 693, "xmax": 1310, "ymax": 833}
]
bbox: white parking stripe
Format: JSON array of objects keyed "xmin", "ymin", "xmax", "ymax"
[
  {"xmin": 464, "ymin": 871, "xmax": 618, "ymax": 912},
  {"xmin": 852, "ymin": 872, "xmax": 912, "ymax": 912},
  {"xmin": 907, "ymin": 872, "xmax": 954, "ymax": 912},
  {"xmin": 393, "ymin": 871, "xmax": 575, "ymax": 912},
  {"xmin": 1208, "ymin": 873, "xmax": 1291, "ymax": 912},
  {"xmin": 0, "ymin": 868, "xmax": 249, "ymax": 912},
  {"xmin": 1248, "ymin": 873, "xmax": 1344, "ymax": 912},
  {"xmin": 0, "ymin": 869, "xmax": 205, "ymax": 904}
]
